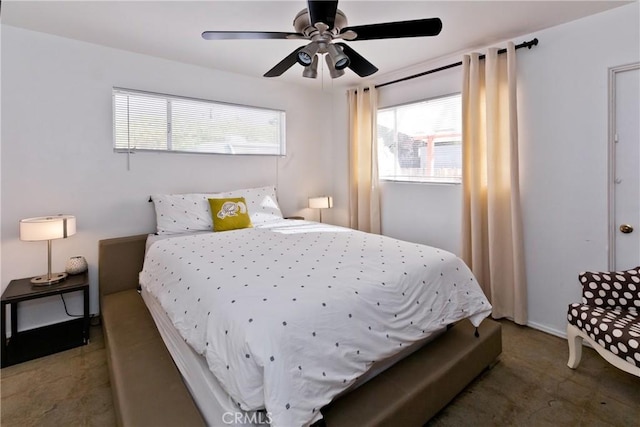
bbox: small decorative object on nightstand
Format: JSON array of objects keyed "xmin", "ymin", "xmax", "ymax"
[
  {"xmin": 19, "ymin": 214, "xmax": 76, "ymax": 286},
  {"xmin": 308, "ymin": 196, "xmax": 333, "ymax": 223},
  {"xmin": 65, "ymin": 256, "xmax": 88, "ymax": 275}
]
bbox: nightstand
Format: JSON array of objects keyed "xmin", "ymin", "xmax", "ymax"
[{"xmin": 1, "ymin": 272, "xmax": 89, "ymax": 368}]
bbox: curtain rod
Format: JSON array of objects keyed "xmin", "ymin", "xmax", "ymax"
[{"xmin": 369, "ymin": 38, "xmax": 539, "ymax": 90}]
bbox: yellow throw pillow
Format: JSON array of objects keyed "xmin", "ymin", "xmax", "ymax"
[{"xmin": 208, "ymin": 197, "xmax": 253, "ymax": 232}]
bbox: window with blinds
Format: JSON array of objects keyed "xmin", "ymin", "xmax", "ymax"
[
  {"xmin": 378, "ymin": 93, "xmax": 462, "ymax": 183},
  {"xmin": 113, "ymin": 88, "xmax": 286, "ymax": 156}
]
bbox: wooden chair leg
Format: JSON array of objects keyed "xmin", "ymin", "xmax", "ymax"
[{"xmin": 567, "ymin": 324, "xmax": 583, "ymax": 369}]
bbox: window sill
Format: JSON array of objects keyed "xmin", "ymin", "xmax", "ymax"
[{"xmin": 379, "ymin": 179, "xmax": 461, "ymax": 185}]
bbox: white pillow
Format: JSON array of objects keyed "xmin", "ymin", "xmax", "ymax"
[
  {"xmin": 218, "ymin": 186, "xmax": 283, "ymax": 226},
  {"xmin": 151, "ymin": 186, "xmax": 282, "ymax": 234},
  {"xmin": 151, "ymin": 193, "xmax": 216, "ymax": 235}
]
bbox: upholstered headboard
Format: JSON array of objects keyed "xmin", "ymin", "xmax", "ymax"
[{"xmin": 98, "ymin": 234, "xmax": 148, "ymax": 297}]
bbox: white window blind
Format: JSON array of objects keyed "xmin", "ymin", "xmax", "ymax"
[
  {"xmin": 378, "ymin": 93, "xmax": 462, "ymax": 183},
  {"xmin": 113, "ymin": 88, "xmax": 286, "ymax": 156}
]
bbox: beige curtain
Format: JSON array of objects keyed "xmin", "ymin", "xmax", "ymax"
[
  {"xmin": 462, "ymin": 43, "xmax": 527, "ymax": 324},
  {"xmin": 348, "ymin": 85, "xmax": 381, "ymax": 234}
]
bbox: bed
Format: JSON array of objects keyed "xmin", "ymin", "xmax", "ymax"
[{"xmin": 99, "ymin": 186, "xmax": 502, "ymax": 427}]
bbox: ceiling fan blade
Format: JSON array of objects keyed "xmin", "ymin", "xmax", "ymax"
[
  {"xmin": 341, "ymin": 18, "xmax": 442, "ymax": 41},
  {"xmin": 202, "ymin": 31, "xmax": 303, "ymax": 40},
  {"xmin": 307, "ymin": 0, "xmax": 339, "ymax": 29},
  {"xmin": 335, "ymin": 43, "xmax": 378, "ymax": 77},
  {"xmin": 264, "ymin": 46, "xmax": 306, "ymax": 77}
]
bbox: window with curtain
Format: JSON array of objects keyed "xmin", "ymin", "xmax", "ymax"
[
  {"xmin": 113, "ymin": 88, "xmax": 286, "ymax": 156},
  {"xmin": 377, "ymin": 93, "xmax": 461, "ymax": 183}
]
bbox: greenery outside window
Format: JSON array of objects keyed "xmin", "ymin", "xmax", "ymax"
[
  {"xmin": 378, "ymin": 93, "xmax": 461, "ymax": 183},
  {"xmin": 113, "ymin": 88, "xmax": 286, "ymax": 156}
]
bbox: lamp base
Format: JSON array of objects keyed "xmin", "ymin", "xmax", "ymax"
[{"xmin": 31, "ymin": 272, "xmax": 68, "ymax": 286}]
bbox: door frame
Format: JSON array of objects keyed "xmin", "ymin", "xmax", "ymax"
[{"xmin": 607, "ymin": 62, "xmax": 640, "ymax": 270}]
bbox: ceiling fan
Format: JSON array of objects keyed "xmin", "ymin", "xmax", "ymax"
[{"xmin": 202, "ymin": 0, "xmax": 442, "ymax": 79}]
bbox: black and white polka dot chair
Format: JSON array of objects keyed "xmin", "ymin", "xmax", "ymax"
[{"xmin": 566, "ymin": 266, "xmax": 640, "ymax": 377}]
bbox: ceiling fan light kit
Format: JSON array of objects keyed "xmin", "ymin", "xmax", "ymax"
[
  {"xmin": 326, "ymin": 43, "xmax": 350, "ymax": 70},
  {"xmin": 297, "ymin": 42, "xmax": 320, "ymax": 66},
  {"xmin": 302, "ymin": 55, "xmax": 319, "ymax": 79},
  {"xmin": 325, "ymin": 54, "xmax": 345, "ymax": 79},
  {"xmin": 202, "ymin": 0, "xmax": 442, "ymax": 80}
]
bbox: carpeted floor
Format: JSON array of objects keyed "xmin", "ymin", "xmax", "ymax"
[
  {"xmin": 1, "ymin": 320, "xmax": 638, "ymax": 426},
  {"xmin": 428, "ymin": 321, "xmax": 639, "ymax": 426}
]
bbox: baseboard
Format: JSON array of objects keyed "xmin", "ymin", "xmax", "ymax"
[
  {"xmin": 526, "ymin": 321, "xmax": 566, "ymax": 339},
  {"xmin": 526, "ymin": 320, "xmax": 595, "ymax": 349}
]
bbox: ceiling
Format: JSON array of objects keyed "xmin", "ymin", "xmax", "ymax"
[{"xmin": 2, "ymin": 1, "xmax": 632, "ymax": 88}]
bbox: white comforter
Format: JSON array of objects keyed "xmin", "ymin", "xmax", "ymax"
[{"xmin": 139, "ymin": 220, "xmax": 491, "ymax": 427}]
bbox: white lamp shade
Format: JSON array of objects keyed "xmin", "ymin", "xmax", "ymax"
[
  {"xmin": 308, "ymin": 196, "xmax": 334, "ymax": 209},
  {"xmin": 20, "ymin": 215, "xmax": 76, "ymax": 241}
]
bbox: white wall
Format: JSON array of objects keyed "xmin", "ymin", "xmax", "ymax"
[
  {"xmin": 0, "ymin": 24, "xmax": 3, "ymax": 297},
  {"xmin": 2, "ymin": 3, "xmax": 638, "ymax": 338},
  {"xmin": 1, "ymin": 25, "xmax": 333, "ymax": 330},
  {"xmin": 376, "ymin": 65, "xmax": 463, "ymax": 255},
  {"xmin": 326, "ymin": 63, "xmax": 463, "ymax": 257},
  {"xmin": 517, "ymin": 3, "xmax": 639, "ymax": 336},
  {"xmin": 329, "ymin": 3, "xmax": 639, "ymax": 337}
]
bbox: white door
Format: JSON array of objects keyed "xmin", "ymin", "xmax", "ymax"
[{"xmin": 609, "ymin": 63, "xmax": 640, "ymax": 271}]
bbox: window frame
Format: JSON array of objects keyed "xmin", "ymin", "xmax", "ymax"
[
  {"xmin": 112, "ymin": 87, "xmax": 286, "ymax": 157},
  {"xmin": 377, "ymin": 92, "xmax": 462, "ymax": 185}
]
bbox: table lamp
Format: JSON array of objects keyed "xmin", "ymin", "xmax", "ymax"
[
  {"xmin": 308, "ymin": 196, "xmax": 333, "ymax": 223},
  {"xmin": 20, "ymin": 215, "xmax": 76, "ymax": 286}
]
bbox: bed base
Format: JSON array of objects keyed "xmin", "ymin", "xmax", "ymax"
[{"xmin": 99, "ymin": 234, "xmax": 502, "ymax": 426}]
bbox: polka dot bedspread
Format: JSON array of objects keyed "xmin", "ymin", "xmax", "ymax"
[{"xmin": 139, "ymin": 220, "xmax": 492, "ymax": 427}]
